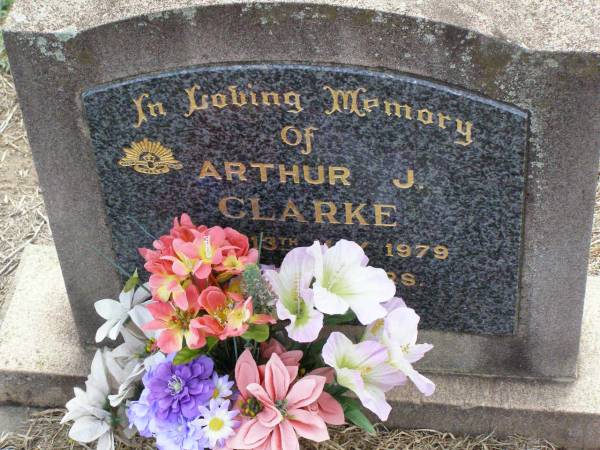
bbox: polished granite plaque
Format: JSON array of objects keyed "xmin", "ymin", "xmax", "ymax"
[{"xmin": 83, "ymin": 64, "xmax": 528, "ymax": 335}]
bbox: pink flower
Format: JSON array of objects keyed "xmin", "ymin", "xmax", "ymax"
[
  {"xmin": 228, "ymin": 350, "xmax": 333, "ymax": 450},
  {"xmin": 172, "ymin": 226, "xmax": 229, "ymax": 280},
  {"xmin": 191, "ymin": 287, "xmax": 274, "ymax": 340},
  {"xmin": 143, "ymin": 285, "xmax": 206, "ymax": 353},
  {"xmin": 224, "ymin": 227, "xmax": 253, "ymax": 258},
  {"xmin": 259, "ymin": 339, "xmax": 342, "ymax": 426}
]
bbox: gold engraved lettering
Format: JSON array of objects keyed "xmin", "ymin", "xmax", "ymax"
[
  {"xmin": 455, "ymin": 119, "xmax": 473, "ymax": 146},
  {"xmin": 250, "ymin": 162, "xmax": 274, "ymax": 182},
  {"xmin": 198, "ymin": 160, "xmax": 222, "ymax": 180},
  {"xmin": 374, "ymin": 204, "xmax": 397, "ymax": 227},
  {"xmin": 363, "ymin": 97, "xmax": 380, "ymax": 113},
  {"xmin": 278, "ymin": 164, "xmax": 300, "ymax": 184},
  {"xmin": 281, "ymin": 199, "xmax": 307, "ymax": 222},
  {"xmin": 438, "ymin": 112, "xmax": 451, "ymax": 129},
  {"xmin": 417, "ymin": 108, "xmax": 434, "ymax": 125},
  {"xmin": 280, "ymin": 126, "xmax": 317, "ymax": 155},
  {"xmin": 314, "ymin": 201, "xmax": 340, "ymax": 224},
  {"xmin": 248, "ymin": 84, "xmax": 260, "ymax": 106},
  {"xmin": 184, "ymin": 85, "xmax": 209, "ymax": 117},
  {"xmin": 228, "ymin": 86, "xmax": 247, "ymax": 107},
  {"xmin": 323, "ymin": 86, "xmax": 366, "ymax": 117},
  {"xmin": 393, "ymin": 169, "xmax": 414, "ymax": 189},
  {"xmin": 261, "ymin": 92, "xmax": 280, "ymax": 106},
  {"xmin": 281, "ymin": 126, "xmax": 302, "ymax": 147},
  {"xmin": 219, "ymin": 196, "xmax": 245, "ymax": 219},
  {"xmin": 283, "ymin": 92, "xmax": 303, "ymax": 113},
  {"xmin": 344, "ymin": 203, "xmax": 369, "ymax": 225},
  {"xmin": 328, "ymin": 166, "xmax": 351, "ymax": 186},
  {"xmin": 224, "ymin": 162, "xmax": 247, "ymax": 181},
  {"xmin": 211, "ymin": 93, "xmax": 228, "ymax": 109},
  {"xmin": 250, "ymin": 198, "xmax": 276, "ymax": 221},
  {"xmin": 118, "ymin": 139, "xmax": 182, "ymax": 175},
  {"xmin": 303, "ymin": 165, "xmax": 325, "ymax": 185},
  {"xmin": 133, "ymin": 93, "xmax": 166, "ymax": 128},
  {"xmin": 400, "ymin": 273, "xmax": 417, "ymax": 287},
  {"xmin": 384, "ymin": 101, "xmax": 412, "ymax": 120}
]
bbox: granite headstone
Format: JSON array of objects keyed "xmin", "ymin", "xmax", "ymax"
[
  {"xmin": 4, "ymin": 1, "xmax": 600, "ymax": 381},
  {"xmin": 82, "ymin": 64, "xmax": 527, "ymax": 335}
]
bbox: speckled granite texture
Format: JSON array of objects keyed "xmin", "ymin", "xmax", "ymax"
[{"xmin": 83, "ymin": 64, "xmax": 527, "ymax": 335}]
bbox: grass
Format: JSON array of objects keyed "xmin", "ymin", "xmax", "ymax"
[
  {"xmin": 0, "ymin": 410, "xmax": 559, "ymax": 450},
  {"xmin": 0, "ymin": 0, "xmax": 14, "ymax": 72}
]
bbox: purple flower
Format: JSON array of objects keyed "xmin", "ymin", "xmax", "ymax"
[
  {"xmin": 147, "ymin": 355, "xmax": 215, "ymax": 423},
  {"xmin": 155, "ymin": 418, "xmax": 209, "ymax": 450},
  {"xmin": 127, "ymin": 388, "xmax": 155, "ymax": 437}
]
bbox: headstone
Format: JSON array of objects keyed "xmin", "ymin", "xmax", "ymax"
[{"xmin": 4, "ymin": 1, "xmax": 600, "ymax": 382}]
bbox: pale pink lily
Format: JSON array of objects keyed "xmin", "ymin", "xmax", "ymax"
[
  {"xmin": 323, "ymin": 332, "xmax": 406, "ymax": 421},
  {"xmin": 265, "ymin": 247, "xmax": 323, "ymax": 343},
  {"xmin": 364, "ymin": 299, "xmax": 435, "ymax": 396},
  {"xmin": 308, "ymin": 240, "xmax": 396, "ymax": 325},
  {"xmin": 228, "ymin": 350, "xmax": 331, "ymax": 450}
]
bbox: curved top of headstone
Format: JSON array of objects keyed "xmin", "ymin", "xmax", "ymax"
[{"xmin": 4, "ymin": 0, "xmax": 600, "ymax": 53}]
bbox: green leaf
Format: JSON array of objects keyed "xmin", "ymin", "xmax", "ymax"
[
  {"xmin": 324, "ymin": 384, "xmax": 349, "ymax": 398},
  {"xmin": 344, "ymin": 404, "xmax": 376, "ymax": 434},
  {"xmin": 336, "ymin": 396, "xmax": 376, "ymax": 434},
  {"xmin": 206, "ymin": 336, "xmax": 219, "ymax": 352},
  {"xmin": 123, "ymin": 269, "xmax": 139, "ymax": 293},
  {"xmin": 242, "ymin": 324, "xmax": 270, "ymax": 342},
  {"xmin": 173, "ymin": 346, "xmax": 203, "ymax": 365},
  {"xmin": 324, "ymin": 310, "xmax": 357, "ymax": 325}
]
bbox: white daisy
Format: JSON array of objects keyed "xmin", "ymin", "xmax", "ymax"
[
  {"xmin": 196, "ymin": 399, "xmax": 239, "ymax": 448},
  {"xmin": 211, "ymin": 373, "xmax": 234, "ymax": 402}
]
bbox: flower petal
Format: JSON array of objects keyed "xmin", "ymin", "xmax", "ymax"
[
  {"xmin": 235, "ymin": 349, "xmax": 260, "ymax": 400},
  {"xmin": 94, "ymin": 299, "xmax": 123, "ymax": 320},
  {"xmin": 288, "ymin": 408, "xmax": 329, "ymax": 442},
  {"xmin": 315, "ymin": 392, "xmax": 345, "ymax": 425},
  {"xmin": 263, "ymin": 353, "xmax": 291, "ymax": 401},
  {"xmin": 68, "ymin": 416, "xmax": 110, "ymax": 443},
  {"xmin": 286, "ymin": 375, "xmax": 325, "ymax": 410}
]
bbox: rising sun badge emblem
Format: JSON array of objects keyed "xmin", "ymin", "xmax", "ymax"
[{"xmin": 118, "ymin": 138, "xmax": 183, "ymax": 175}]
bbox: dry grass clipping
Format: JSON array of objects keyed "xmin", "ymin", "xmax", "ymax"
[
  {"xmin": 0, "ymin": 409, "xmax": 559, "ymax": 450},
  {"xmin": 0, "ymin": 72, "xmax": 52, "ymax": 310}
]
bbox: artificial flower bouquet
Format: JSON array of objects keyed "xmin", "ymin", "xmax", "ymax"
[{"xmin": 63, "ymin": 214, "xmax": 435, "ymax": 450}]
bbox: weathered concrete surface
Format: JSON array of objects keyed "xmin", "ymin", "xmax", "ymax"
[
  {"xmin": 0, "ymin": 245, "xmax": 92, "ymax": 407},
  {"xmin": 3, "ymin": 1, "xmax": 600, "ymax": 380},
  {"xmin": 4, "ymin": 0, "xmax": 600, "ymax": 52},
  {"xmin": 388, "ymin": 276, "xmax": 600, "ymax": 449},
  {"xmin": 0, "ymin": 405, "xmax": 41, "ymax": 433}
]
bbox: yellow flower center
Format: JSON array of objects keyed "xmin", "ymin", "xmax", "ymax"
[
  {"xmin": 208, "ymin": 417, "xmax": 224, "ymax": 431},
  {"xmin": 212, "ymin": 388, "xmax": 220, "ymax": 399}
]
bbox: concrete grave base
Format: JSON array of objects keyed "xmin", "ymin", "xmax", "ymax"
[
  {"xmin": 2, "ymin": 244, "xmax": 600, "ymax": 448},
  {"xmin": 0, "ymin": 245, "xmax": 93, "ymax": 407}
]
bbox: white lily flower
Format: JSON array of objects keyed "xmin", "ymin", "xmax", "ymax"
[
  {"xmin": 108, "ymin": 311, "xmax": 165, "ymax": 407},
  {"xmin": 61, "ymin": 349, "xmax": 116, "ymax": 450},
  {"xmin": 323, "ymin": 332, "xmax": 406, "ymax": 421},
  {"xmin": 94, "ymin": 283, "xmax": 151, "ymax": 342},
  {"xmin": 265, "ymin": 246, "xmax": 323, "ymax": 342},
  {"xmin": 364, "ymin": 299, "xmax": 435, "ymax": 396},
  {"xmin": 309, "ymin": 240, "xmax": 396, "ymax": 324}
]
